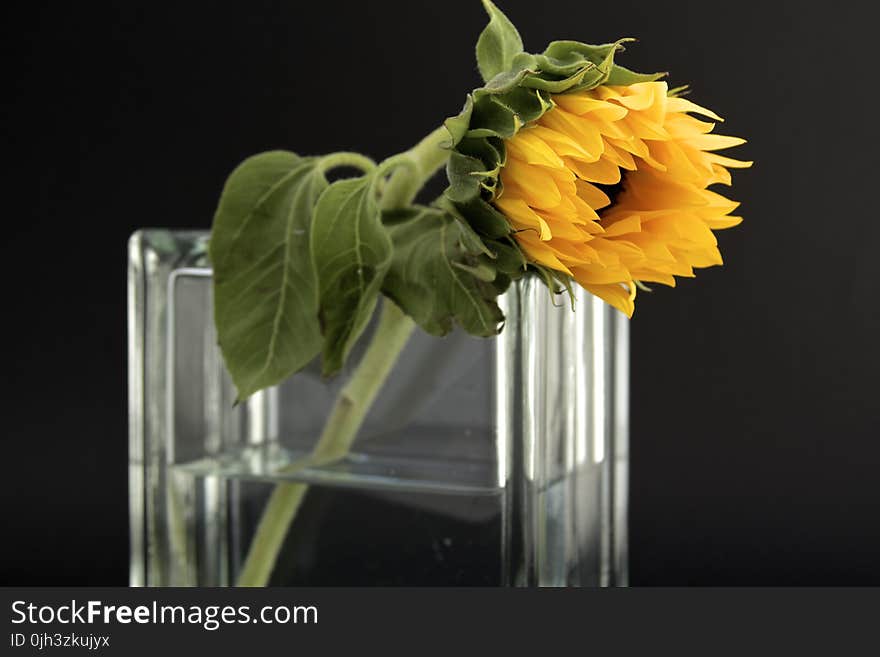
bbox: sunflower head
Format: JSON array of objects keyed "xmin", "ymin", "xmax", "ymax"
[{"xmin": 443, "ymin": 0, "xmax": 752, "ymax": 316}]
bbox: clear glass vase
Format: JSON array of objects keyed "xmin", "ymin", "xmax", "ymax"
[{"xmin": 128, "ymin": 229, "xmax": 629, "ymax": 587}]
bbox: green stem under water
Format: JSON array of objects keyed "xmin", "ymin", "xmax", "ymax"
[
  {"xmin": 237, "ymin": 299, "xmax": 415, "ymax": 586},
  {"xmin": 235, "ymin": 127, "xmax": 448, "ymax": 587}
]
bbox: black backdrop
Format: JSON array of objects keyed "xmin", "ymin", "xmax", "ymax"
[{"xmin": 3, "ymin": 1, "xmax": 878, "ymax": 585}]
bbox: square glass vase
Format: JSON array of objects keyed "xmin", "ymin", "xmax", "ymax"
[{"xmin": 128, "ymin": 229, "xmax": 629, "ymax": 587}]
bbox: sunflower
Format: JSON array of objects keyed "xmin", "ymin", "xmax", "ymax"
[{"xmin": 494, "ymin": 81, "xmax": 751, "ymax": 316}]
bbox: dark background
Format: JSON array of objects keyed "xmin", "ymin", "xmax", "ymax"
[{"xmin": 3, "ymin": 0, "xmax": 878, "ymax": 585}]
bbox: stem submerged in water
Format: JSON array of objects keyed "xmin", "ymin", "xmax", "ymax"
[{"xmin": 236, "ymin": 288, "xmax": 416, "ymax": 586}]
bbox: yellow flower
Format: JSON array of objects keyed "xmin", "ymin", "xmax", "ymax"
[{"xmin": 495, "ymin": 81, "xmax": 752, "ymax": 316}]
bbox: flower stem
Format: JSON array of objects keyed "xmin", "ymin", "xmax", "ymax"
[
  {"xmin": 236, "ymin": 299, "xmax": 415, "ymax": 586},
  {"xmin": 234, "ymin": 127, "xmax": 447, "ymax": 587},
  {"xmin": 379, "ymin": 125, "xmax": 450, "ymax": 209},
  {"xmin": 318, "ymin": 151, "xmax": 376, "ymax": 175}
]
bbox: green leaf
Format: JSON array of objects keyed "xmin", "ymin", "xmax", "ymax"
[
  {"xmin": 382, "ymin": 206, "xmax": 504, "ymax": 337},
  {"xmin": 476, "ymin": 0, "xmax": 524, "ymax": 83},
  {"xmin": 310, "ymin": 174, "xmax": 392, "ymax": 376},
  {"xmin": 209, "ymin": 151, "xmax": 327, "ymax": 400}
]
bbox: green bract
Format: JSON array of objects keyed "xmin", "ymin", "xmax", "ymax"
[
  {"xmin": 382, "ymin": 205, "xmax": 524, "ymax": 337},
  {"xmin": 208, "ymin": 0, "xmax": 662, "ymax": 400}
]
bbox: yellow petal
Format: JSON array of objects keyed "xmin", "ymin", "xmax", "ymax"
[
  {"xmin": 665, "ymin": 96, "xmax": 723, "ymax": 122},
  {"xmin": 564, "ymin": 155, "xmax": 621, "ymax": 185},
  {"xmin": 703, "ymin": 215, "xmax": 743, "ymax": 229},
  {"xmin": 681, "ymin": 133, "xmax": 747, "ymax": 152},
  {"xmin": 708, "ymin": 164, "xmax": 732, "ymax": 186},
  {"xmin": 506, "ymin": 129, "xmax": 566, "ymax": 168},
  {"xmin": 514, "ymin": 231, "xmax": 573, "ymax": 274},
  {"xmin": 537, "ymin": 210, "xmax": 592, "ymax": 240},
  {"xmin": 501, "ymin": 158, "xmax": 563, "ymax": 209},
  {"xmin": 706, "ymin": 152, "xmax": 753, "ymax": 169},
  {"xmin": 575, "ymin": 179, "xmax": 611, "ymax": 210},
  {"xmin": 601, "ymin": 140, "xmax": 637, "ymax": 170},
  {"xmin": 495, "ymin": 197, "xmax": 553, "ymax": 240},
  {"xmin": 540, "ymin": 108, "xmax": 605, "ymax": 160},
  {"xmin": 603, "ymin": 214, "xmax": 642, "ymax": 237},
  {"xmin": 578, "ymin": 281, "xmax": 635, "ymax": 317},
  {"xmin": 684, "ymin": 245, "xmax": 724, "ymax": 267},
  {"xmin": 529, "ymin": 125, "xmax": 597, "ymax": 161},
  {"xmin": 622, "ymin": 112, "xmax": 670, "ymax": 141},
  {"xmin": 553, "ymin": 94, "xmax": 628, "ymax": 121},
  {"xmin": 630, "ymin": 271, "xmax": 676, "ymax": 287}
]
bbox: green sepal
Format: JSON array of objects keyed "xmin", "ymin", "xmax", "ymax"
[
  {"xmin": 436, "ymin": 197, "xmax": 528, "ymax": 284},
  {"xmin": 535, "ymin": 41, "xmax": 615, "ymax": 78},
  {"xmin": 519, "ymin": 68, "xmax": 597, "ymax": 93},
  {"xmin": 537, "ymin": 41, "xmax": 619, "ymax": 75},
  {"xmin": 531, "ymin": 264, "xmax": 576, "ymax": 310},
  {"xmin": 490, "ymin": 238, "xmax": 528, "ymax": 275},
  {"xmin": 445, "ymin": 151, "xmax": 488, "ymax": 204},
  {"xmin": 494, "ymin": 86, "xmax": 551, "ymax": 124},
  {"xmin": 482, "ymin": 63, "xmax": 534, "ymax": 95},
  {"xmin": 467, "ymin": 96, "xmax": 520, "ymax": 139},
  {"xmin": 456, "ymin": 136, "xmax": 506, "ymax": 171},
  {"xmin": 475, "ymin": 0, "xmax": 524, "ymax": 83},
  {"xmin": 310, "ymin": 173, "xmax": 392, "ymax": 376},
  {"xmin": 605, "ymin": 63, "xmax": 666, "ymax": 86},
  {"xmin": 444, "ymin": 87, "xmax": 547, "ymax": 150},
  {"xmin": 554, "ymin": 270, "xmax": 577, "ymax": 311},
  {"xmin": 443, "ymin": 95, "xmax": 475, "ymax": 147},
  {"xmin": 209, "ymin": 151, "xmax": 327, "ymax": 401},
  {"xmin": 507, "ymin": 40, "xmax": 608, "ymax": 92},
  {"xmin": 381, "ymin": 205, "xmax": 505, "ymax": 337},
  {"xmin": 442, "ymin": 196, "xmax": 511, "ymax": 239}
]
